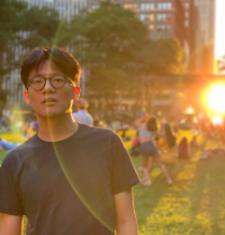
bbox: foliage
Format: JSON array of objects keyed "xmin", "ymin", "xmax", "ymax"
[
  {"xmin": 0, "ymin": 1, "xmax": 60, "ymax": 109},
  {"xmin": 21, "ymin": 6, "xmax": 60, "ymax": 49},
  {"xmin": 0, "ymin": 0, "xmax": 28, "ymax": 76},
  {"xmin": 57, "ymin": 1, "xmax": 184, "ymax": 99},
  {"xmin": 57, "ymin": 1, "xmax": 150, "ymax": 97},
  {"xmin": 0, "ymin": 0, "xmax": 185, "ymax": 112},
  {"xmin": 143, "ymin": 39, "xmax": 184, "ymax": 75},
  {"xmin": 0, "ymin": 1, "xmax": 60, "ymax": 69}
]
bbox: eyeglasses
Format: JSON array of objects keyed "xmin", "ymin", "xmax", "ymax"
[{"xmin": 27, "ymin": 75, "xmax": 75, "ymax": 91}]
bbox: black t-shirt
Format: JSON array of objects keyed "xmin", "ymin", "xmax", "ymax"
[{"xmin": 0, "ymin": 124, "xmax": 139, "ymax": 235}]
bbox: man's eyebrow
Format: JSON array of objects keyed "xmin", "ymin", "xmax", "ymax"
[{"xmin": 30, "ymin": 73, "xmax": 64, "ymax": 78}]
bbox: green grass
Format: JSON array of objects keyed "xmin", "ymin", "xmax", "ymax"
[
  {"xmin": 134, "ymin": 154, "xmax": 225, "ymax": 235},
  {"xmin": 0, "ymin": 150, "xmax": 6, "ymax": 164},
  {"xmin": 1, "ymin": 136, "xmax": 225, "ymax": 235}
]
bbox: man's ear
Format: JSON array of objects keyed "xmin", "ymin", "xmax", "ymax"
[
  {"xmin": 23, "ymin": 89, "xmax": 30, "ymax": 105},
  {"xmin": 73, "ymin": 86, "xmax": 80, "ymax": 101}
]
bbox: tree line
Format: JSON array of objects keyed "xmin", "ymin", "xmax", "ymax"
[{"xmin": 0, "ymin": 0, "xmax": 184, "ymax": 107}]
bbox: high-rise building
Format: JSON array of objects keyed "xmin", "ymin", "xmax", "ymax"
[
  {"xmin": 22, "ymin": 0, "xmax": 96, "ymax": 21},
  {"xmin": 112, "ymin": 0, "xmax": 215, "ymax": 73},
  {"xmin": 193, "ymin": 0, "xmax": 215, "ymax": 74},
  {"xmin": 113, "ymin": 0, "xmax": 186, "ymax": 44},
  {"xmin": 112, "ymin": 0, "xmax": 191, "ymax": 71}
]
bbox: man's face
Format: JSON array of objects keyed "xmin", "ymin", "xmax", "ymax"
[{"xmin": 24, "ymin": 59, "xmax": 77, "ymax": 118}]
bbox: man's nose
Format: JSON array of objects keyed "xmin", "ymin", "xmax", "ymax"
[{"xmin": 43, "ymin": 79, "xmax": 54, "ymax": 91}]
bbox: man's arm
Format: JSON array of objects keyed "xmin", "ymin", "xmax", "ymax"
[
  {"xmin": 0, "ymin": 213, "xmax": 22, "ymax": 235},
  {"xmin": 114, "ymin": 189, "xmax": 138, "ymax": 235}
]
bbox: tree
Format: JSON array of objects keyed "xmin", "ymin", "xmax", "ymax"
[
  {"xmin": 57, "ymin": 1, "xmax": 184, "ymax": 99},
  {"xmin": 0, "ymin": 1, "xmax": 60, "ymax": 112},
  {"xmin": 142, "ymin": 39, "xmax": 184, "ymax": 75},
  {"xmin": 0, "ymin": 2, "xmax": 60, "ymax": 76},
  {"xmin": 57, "ymin": 1, "xmax": 150, "ymax": 97},
  {"xmin": 0, "ymin": 0, "xmax": 28, "ymax": 77},
  {"xmin": 0, "ymin": 0, "xmax": 28, "ymax": 111},
  {"xmin": 22, "ymin": 6, "xmax": 60, "ymax": 49}
]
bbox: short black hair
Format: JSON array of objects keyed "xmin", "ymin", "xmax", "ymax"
[{"xmin": 21, "ymin": 47, "xmax": 81, "ymax": 88}]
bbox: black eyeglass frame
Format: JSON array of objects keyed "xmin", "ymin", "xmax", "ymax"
[{"xmin": 26, "ymin": 75, "xmax": 75, "ymax": 91}]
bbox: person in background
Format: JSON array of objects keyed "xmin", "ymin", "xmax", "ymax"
[
  {"xmin": 135, "ymin": 113, "xmax": 173, "ymax": 186},
  {"xmin": 73, "ymin": 98, "xmax": 94, "ymax": 126},
  {"xmin": 0, "ymin": 138, "xmax": 17, "ymax": 151},
  {"xmin": 162, "ymin": 122, "xmax": 177, "ymax": 150}
]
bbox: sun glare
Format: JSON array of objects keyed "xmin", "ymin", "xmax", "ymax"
[
  {"xmin": 211, "ymin": 115, "xmax": 224, "ymax": 126},
  {"xmin": 203, "ymin": 82, "xmax": 225, "ymax": 114}
]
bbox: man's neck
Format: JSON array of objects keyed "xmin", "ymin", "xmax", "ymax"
[{"xmin": 37, "ymin": 114, "xmax": 78, "ymax": 142}]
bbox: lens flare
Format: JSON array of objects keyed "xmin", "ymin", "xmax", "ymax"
[
  {"xmin": 202, "ymin": 82, "xmax": 225, "ymax": 114},
  {"xmin": 211, "ymin": 115, "xmax": 224, "ymax": 126}
]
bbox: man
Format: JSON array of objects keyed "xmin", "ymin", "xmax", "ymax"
[
  {"xmin": 0, "ymin": 47, "xmax": 139, "ymax": 235},
  {"xmin": 73, "ymin": 98, "xmax": 94, "ymax": 126}
]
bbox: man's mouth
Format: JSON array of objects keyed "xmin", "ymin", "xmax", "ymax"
[{"xmin": 42, "ymin": 98, "xmax": 57, "ymax": 104}]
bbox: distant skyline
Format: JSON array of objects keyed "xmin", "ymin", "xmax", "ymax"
[{"xmin": 215, "ymin": 0, "xmax": 225, "ymax": 59}]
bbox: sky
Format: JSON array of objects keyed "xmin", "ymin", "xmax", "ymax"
[{"xmin": 215, "ymin": 0, "xmax": 225, "ymax": 59}]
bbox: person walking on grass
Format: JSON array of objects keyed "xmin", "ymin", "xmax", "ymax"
[
  {"xmin": 135, "ymin": 113, "xmax": 173, "ymax": 186},
  {"xmin": 0, "ymin": 47, "xmax": 139, "ymax": 235}
]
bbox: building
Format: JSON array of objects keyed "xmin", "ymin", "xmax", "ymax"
[
  {"xmin": 193, "ymin": 0, "xmax": 215, "ymax": 74},
  {"xmin": 112, "ymin": 0, "xmax": 215, "ymax": 73},
  {"xmin": 113, "ymin": 1, "xmax": 186, "ymax": 43},
  {"xmin": 22, "ymin": 0, "xmax": 97, "ymax": 21},
  {"xmin": 112, "ymin": 0, "xmax": 194, "ymax": 71}
]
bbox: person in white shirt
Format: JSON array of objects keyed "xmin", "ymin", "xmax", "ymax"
[{"xmin": 73, "ymin": 98, "xmax": 93, "ymax": 126}]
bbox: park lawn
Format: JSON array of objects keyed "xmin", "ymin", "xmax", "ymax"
[
  {"xmin": 1, "ymin": 135, "xmax": 225, "ymax": 234},
  {"xmin": 0, "ymin": 150, "xmax": 6, "ymax": 163},
  {"xmin": 134, "ymin": 154, "xmax": 225, "ymax": 235}
]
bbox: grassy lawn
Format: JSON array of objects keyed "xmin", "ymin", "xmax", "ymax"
[
  {"xmin": 134, "ymin": 154, "xmax": 225, "ymax": 235},
  {"xmin": 1, "ymin": 134, "xmax": 225, "ymax": 234},
  {"xmin": 0, "ymin": 150, "xmax": 6, "ymax": 163}
]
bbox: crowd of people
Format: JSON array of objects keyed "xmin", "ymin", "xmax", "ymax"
[
  {"xmin": 1, "ymin": 97, "xmax": 224, "ymax": 180},
  {"xmin": 1, "ymin": 94, "xmax": 224, "ymax": 179}
]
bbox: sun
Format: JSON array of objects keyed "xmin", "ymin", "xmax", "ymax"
[
  {"xmin": 211, "ymin": 115, "xmax": 224, "ymax": 126},
  {"xmin": 203, "ymin": 82, "xmax": 225, "ymax": 114}
]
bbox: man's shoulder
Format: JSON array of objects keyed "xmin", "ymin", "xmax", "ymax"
[
  {"xmin": 2, "ymin": 135, "xmax": 39, "ymax": 166},
  {"xmin": 14, "ymin": 134, "xmax": 39, "ymax": 151},
  {"xmin": 79, "ymin": 124, "xmax": 117, "ymax": 140}
]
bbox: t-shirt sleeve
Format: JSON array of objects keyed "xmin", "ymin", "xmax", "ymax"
[
  {"xmin": 0, "ymin": 153, "xmax": 24, "ymax": 215},
  {"xmin": 110, "ymin": 133, "xmax": 140, "ymax": 194}
]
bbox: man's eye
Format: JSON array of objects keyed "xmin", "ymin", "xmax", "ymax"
[
  {"xmin": 33, "ymin": 78, "xmax": 43, "ymax": 84},
  {"xmin": 53, "ymin": 77, "xmax": 65, "ymax": 83}
]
